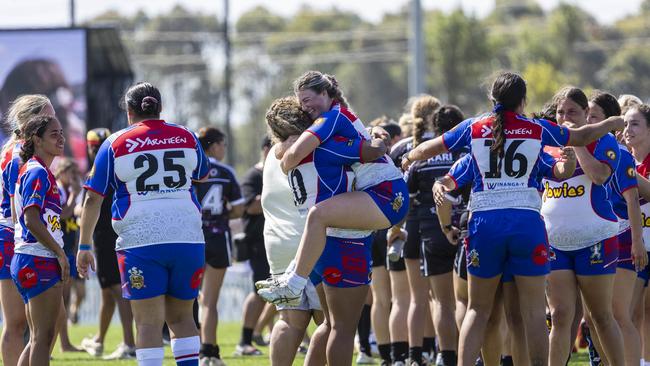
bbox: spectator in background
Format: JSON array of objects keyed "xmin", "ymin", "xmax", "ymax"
[
  {"xmin": 618, "ymin": 94, "xmax": 643, "ymax": 115},
  {"xmin": 194, "ymin": 126, "xmax": 245, "ymax": 366},
  {"xmin": 53, "ymin": 158, "xmax": 83, "ymax": 353},
  {"xmin": 79, "ymin": 128, "xmax": 136, "ymax": 360},
  {"xmin": 235, "ymin": 137, "xmax": 273, "ymax": 356}
]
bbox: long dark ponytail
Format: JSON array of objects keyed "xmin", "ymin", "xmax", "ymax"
[{"xmin": 489, "ymin": 72, "xmax": 527, "ymax": 162}]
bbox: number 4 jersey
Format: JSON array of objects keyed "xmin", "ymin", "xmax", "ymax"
[
  {"xmin": 442, "ymin": 111, "xmax": 570, "ymax": 212},
  {"xmin": 85, "ymin": 119, "xmax": 209, "ymax": 250}
]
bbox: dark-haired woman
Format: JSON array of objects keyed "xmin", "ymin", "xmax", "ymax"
[
  {"xmin": 402, "ymin": 71, "xmax": 623, "ymax": 366},
  {"xmin": 585, "ymin": 91, "xmax": 647, "ymax": 366},
  {"xmin": 77, "ymin": 82, "xmax": 210, "ymax": 366},
  {"xmin": 543, "ymin": 87, "xmax": 626, "ymax": 366},
  {"xmin": 0, "ymin": 95, "xmax": 54, "ymax": 366},
  {"xmin": 10, "ymin": 115, "xmax": 68, "ymax": 365}
]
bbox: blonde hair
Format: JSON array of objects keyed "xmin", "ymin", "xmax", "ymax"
[
  {"xmin": 398, "ymin": 113, "xmax": 414, "ymax": 138},
  {"xmin": 265, "ymin": 97, "xmax": 313, "ymax": 144},
  {"xmin": 619, "ymin": 94, "xmax": 643, "ymax": 115},
  {"xmin": 2, "ymin": 94, "xmax": 51, "ymax": 159},
  {"xmin": 410, "ymin": 95, "xmax": 441, "ymax": 146}
]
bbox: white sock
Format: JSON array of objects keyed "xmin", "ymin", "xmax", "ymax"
[
  {"xmin": 171, "ymin": 336, "xmax": 200, "ymax": 365},
  {"xmin": 286, "ymin": 271, "xmax": 308, "ymax": 293},
  {"xmin": 136, "ymin": 347, "xmax": 165, "ymax": 366},
  {"xmin": 643, "ymin": 359, "xmax": 650, "ymax": 366}
]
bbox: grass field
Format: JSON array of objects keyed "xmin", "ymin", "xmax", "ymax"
[{"xmin": 8, "ymin": 322, "xmax": 592, "ymax": 365}]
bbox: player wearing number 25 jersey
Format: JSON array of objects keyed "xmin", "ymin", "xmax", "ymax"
[{"xmin": 85, "ymin": 116, "xmax": 209, "ymax": 300}]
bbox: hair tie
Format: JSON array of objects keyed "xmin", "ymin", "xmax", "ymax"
[
  {"xmin": 141, "ymin": 96, "xmax": 158, "ymax": 110},
  {"xmin": 492, "ymin": 103, "xmax": 504, "ymax": 113}
]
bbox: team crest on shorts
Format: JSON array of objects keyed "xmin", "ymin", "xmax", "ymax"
[
  {"xmin": 606, "ymin": 150, "xmax": 616, "ymax": 160},
  {"xmin": 391, "ymin": 192, "xmax": 404, "ymax": 212},
  {"xmin": 548, "ymin": 247, "xmax": 557, "ymax": 261},
  {"xmin": 590, "ymin": 243, "xmax": 603, "ymax": 265},
  {"xmin": 468, "ymin": 249, "xmax": 480, "ymax": 267},
  {"xmin": 128, "ymin": 267, "xmax": 145, "ymax": 289}
]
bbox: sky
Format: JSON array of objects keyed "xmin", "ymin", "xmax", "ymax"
[{"xmin": 0, "ymin": 0, "xmax": 643, "ymax": 28}]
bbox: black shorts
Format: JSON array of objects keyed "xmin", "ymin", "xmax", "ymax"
[
  {"xmin": 94, "ymin": 230, "xmax": 121, "ymax": 289},
  {"xmin": 454, "ymin": 239, "xmax": 468, "ymax": 281},
  {"xmin": 403, "ymin": 218, "xmax": 421, "ymax": 259},
  {"xmin": 419, "ymin": 221, "xmax": 457, "ymax": 276},
  {"xmin": 372, "ymin": 229, "xmax": 405, "ymax": 271},
  {"xmin": 249, "ymin": 244, "xmax": 270, "ymax": 285},
  {"xmin": 204, "ymin": 231, "xmax": 232, "ymax": 269},
  {"xmin": 371, "ymin": 230, "xmax": 387, "ymax": 268}
]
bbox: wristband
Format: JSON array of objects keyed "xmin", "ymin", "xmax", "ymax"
[{"xmin": 79, "ymin": 244, "xmax": 92, "ymax": 251}]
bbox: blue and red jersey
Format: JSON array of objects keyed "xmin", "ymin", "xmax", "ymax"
[
  {"xmin": 85, "ymin": 119, "xmax": 209, "ymax": 250},
  {"xmin": 442, "ymin": 111, "xmax": 570, "ymax": 212},
  {"xmin": 0, "ymin": 140, "xmax": 22, "ymax": 229},
  {"xmin": 306, "ymin": 102, "xmax": 402, "ymax": 191},
  {"xmin": 14, "ymin": 156, "xmax": 63, "ymax": 258}
]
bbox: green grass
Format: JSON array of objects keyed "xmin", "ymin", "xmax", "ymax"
[{"xmin": 9, "ymin": 322, "xmax": 592, "ymax": 365}]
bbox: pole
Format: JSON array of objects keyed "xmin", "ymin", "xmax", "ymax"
[
  {"xmin": 223, "ymin": 0, "xmax": 235, "ymax": 163},
  {"xmin": 69, "ymin": 0, "xmax": 75, "ymax": 27},
  {"xmin": 409, "ymin": 0, "xmax": 425, "ymax": 96}
]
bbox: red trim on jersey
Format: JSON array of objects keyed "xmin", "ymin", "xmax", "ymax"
[
  {"xmin": 0, "ymin": 142, "xmax": 14, "ymax": 170},
  {"xmin": 83, "ymin": 185, "xmax": 106, "ymax": 198},
  {"xmin": 636, "ymin": 153, "xmax": 650, "ymax": 179},
  {"xmin": 297, "ymin": 152, "xmax": 314, "ymax": 166},
  {"xmin": 339, "ymin": 106, "xmax": 358, "ymax": 123},
  {"xmin": 111, "ymin": 120, "xmax": 196, "ymax": 157},
  {"xmin": 305, "ymin": 129, "xmax": 322, "ymax": 143}
]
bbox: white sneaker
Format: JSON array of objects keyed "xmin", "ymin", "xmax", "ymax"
[
  {"xmin": 102, "ymin": 342, "xmax": 136, "ymax": 360},
  {"xmin": 393, "ymin": 361, "xmax": 406, "ymax": 366},
  {"xmin": 356, "ymin": 351, "xmax": 376, "ymax": 364},
  {"xmin": 257, "ymin": 281, "xmax": 303, "ymax": 306},
  {"xmin": 80, "ymin": 337, "xmax": 103, "ymax": 357},
  {"xmin": 254, "ymin": 276, "xmax": 280, "ymax": 290},
  {"xmin": 200, "ymin": 356, "xmax": 226, "ymax": 366}
]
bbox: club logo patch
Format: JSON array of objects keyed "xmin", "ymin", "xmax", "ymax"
[
  {"xmin": 627, "ymin": 167, "xmax": 636, "ymax": 178},
  {"xmin": 391, "ymin": 192, "xmax": 404, "ymax": 212},
  {"xmin": 606, "ymin": 150, "xmax": 616, "ymax": 160},
  {"xmin": 468, "ymin": 249, "xmax": 480, "ymax": 267},
  {"xmin": 128, "ymin": 267, "xmax": 145, "ymax": 289}
]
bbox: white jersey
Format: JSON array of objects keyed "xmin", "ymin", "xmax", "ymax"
[
  {"xmin": 541, "ymin": 142, "xmax": 620, "ymax": 250},
  {"xmin": 262, "ymin": 144, "xmax": 371, "ymax": 274}
]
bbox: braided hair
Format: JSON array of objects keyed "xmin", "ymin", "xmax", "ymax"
[
  {"xmin": 489, "ymin": 72, "xmax": 527, "ymax": 162},
  {"xmin": 20, "ymin": 115, "xmax": 58, "ymax": 162}
]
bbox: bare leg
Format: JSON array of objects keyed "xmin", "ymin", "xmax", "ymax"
[
  {"xmin": 270, "ymin": 309, "xmax": 312, "ymax": 366},
  {"xmin": 27, "ymin": 283, "xmax": 63, "ymax": 365},
  {"xmin": 502, "ymin": 282, "xmax": 530, "ymax": 366},
  {"xmin": 458, "ymin": 274, "xmax": 500, "ymax": 366},
  {"xmin": 0, "ymin": 279, "xmax": 28, "ymax": 366},
  {"xmin": 429, "ymin": 271, "xmax": 457, "ymax": 353},
  {"xmin": 199, "ymin": 265, "xmax": 226, "ymax": 345},
  {"xmin": 514, "ymin": 275, "xmax": 548, "ymax": 366},
  {"xmin": 305, "ymin": 284, "xmax": 328, "ymax": 366},
  {"xmin": 612, "ymin": 268, "xmax": 642, "ymax": 366},
  {"xmin": 547, "ymin": 270, "xmax": 577, "ymax": 366},
  {"xmin": 482, "ymin": 286, "xmax": 504, "ymax": 366},
  {"xmin": 578, "ymin": 274, "xmax": 625, "ymax": 365},
  {"xmin": 322, "ymin": 284, "xmax": 369, "ymax": 366},
  {"xmin": 293, "ymin": 192, "xmax": 390, "ymax": 278}
]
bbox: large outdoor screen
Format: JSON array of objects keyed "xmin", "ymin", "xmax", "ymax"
[{"xmin": 0, "ymin": 29, "xmax": 87, "ymax": 170}]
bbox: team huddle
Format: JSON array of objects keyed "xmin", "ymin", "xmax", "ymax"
[{"xmin": 0, "ymin": 70, "xmax": 649, "ymax": 366}]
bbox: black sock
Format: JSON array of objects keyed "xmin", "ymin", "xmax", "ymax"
[
  {"xmin": 240, "ymin": 327, "xmax": 254, "ymax": 346},
  {"xmin": 409, "ymin": 346, "xmax": 422, "ymax": 365},
  {"xmin": 214, "ymin": 344, "xmax": 221, "ymax": 359},
  {"xmin": 501, "ymin": 355, "xmax": 513, "ymax": 366},
  {"xmin": 357, "ymin": 304, "xmax": 372, "ymax": 355},
  {"xmin": 378, "ymin": 343, "xmax": 392, "ymax": 363},
  {"xmin": 441, "ymin": 350, "xmax": 457, "ymax": 366},
  {"xmin": 423, "ymin": 337, "xmax": 436, "ymax": 356},
  {"xmin": 391, "ymin": 341, "xmax": 408, "ymax": 362},
  {"xmin": 199, "ymin": 343, "xmax": 213, "ymax": 358}
]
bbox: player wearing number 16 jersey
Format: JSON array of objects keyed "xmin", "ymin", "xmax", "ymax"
[
  {"xmin": 77, "ymin": 82, "xmax": 209, "ymax": 366},
  {"xmin": 402, "ymin": 72, "xmax": 624, "ymax": 366}
]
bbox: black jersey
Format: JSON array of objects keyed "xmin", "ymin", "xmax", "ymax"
[
  {"xmin": 193, "ymin": 158, "xmax": 244, "ymax": 235},
  {"xmin": 407, "ymin": 151, "xmax": 464, "ymax": 220}
]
